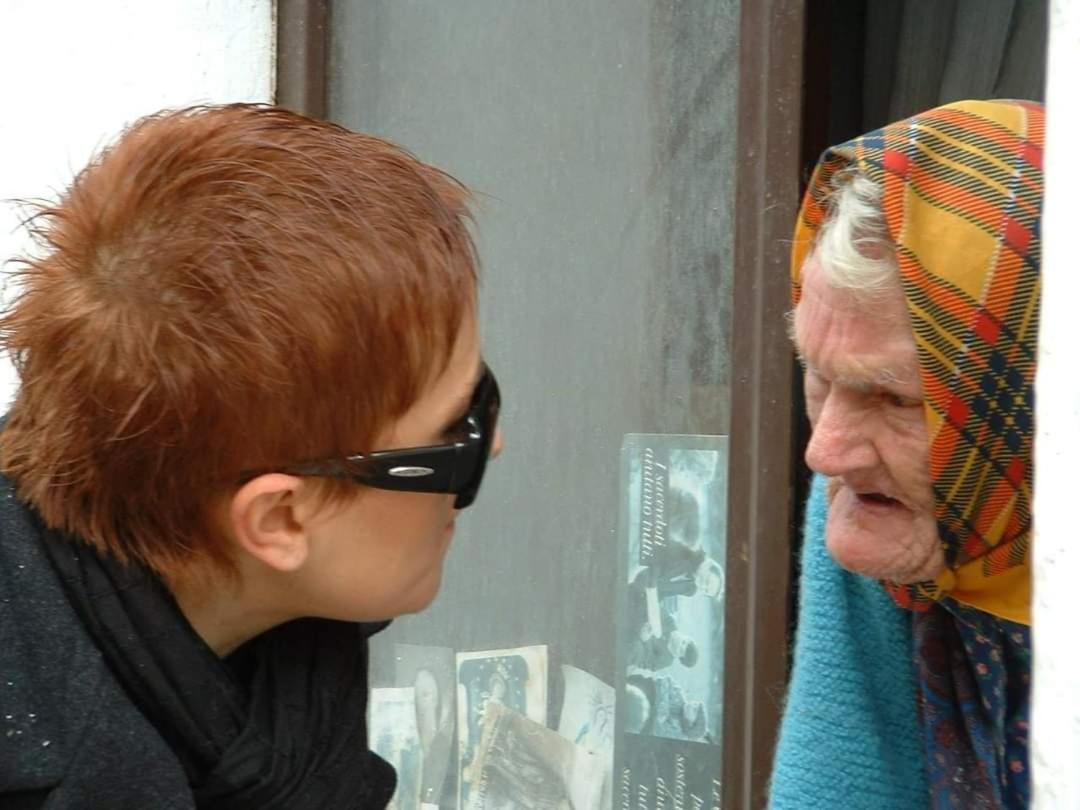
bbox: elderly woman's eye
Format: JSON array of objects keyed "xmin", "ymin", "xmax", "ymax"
[{"xmin": 885, "ymin": 392, "xmax": 922, "ymax": 408}]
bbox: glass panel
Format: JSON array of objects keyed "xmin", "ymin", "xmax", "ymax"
[{"xmin": 328, "ymin": 2, "xmax": 738, "ymax": 806}]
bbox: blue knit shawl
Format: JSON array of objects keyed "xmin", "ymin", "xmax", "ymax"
[{"xmin": 769, "ymin": 475, "xmax": 928, "ymax": 809}]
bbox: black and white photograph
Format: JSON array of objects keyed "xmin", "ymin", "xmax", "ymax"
[
  {"xmin": 556, "ymin": 665, "xmax": 614, "ymax": 763},
  {"xmin": 556, "ymin": 665, "xmax": 614, "ymax": 809},
  {"xmin": 614, "ymin": 434, "xmax": 728, "ymax": 809},
  {"xmin": 620, "ymin": 434, "xmax": 727, "ymax": 743},
  {"xmin": 393, "ymin": 644, "xmax": 459, "ymax": 807},
  {"xmin": 369, "ymin": 687, "xmax": 424, "ymax": 810}
]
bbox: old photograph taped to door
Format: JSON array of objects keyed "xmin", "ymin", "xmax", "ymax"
[
  {"xmin": 619, "ymin": 434, "xmax": 727, "ymax": 745},
  {"xmin": 456, "ymin": 645, "xmax": 548, "ymax": 808}
]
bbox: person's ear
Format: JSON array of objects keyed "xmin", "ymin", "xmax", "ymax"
[{"xmin": 227, "ymin": 474, "xmax": 312, "ymax": 572}]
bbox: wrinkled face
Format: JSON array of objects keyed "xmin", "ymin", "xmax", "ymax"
[
  {"xmin": 694, "ymin": 562, "xmax": 722, "ymax": 599},
  {"xmin": 668, "ymin": 631, "xmax": 690, "ymax": 659},
  {"xmin": 792, "ymin": 256, "xmax": 945, "ymax": 583},
  {"xmin": 301, "ymin": 309, "xmax": 503, "ymax": 620}
]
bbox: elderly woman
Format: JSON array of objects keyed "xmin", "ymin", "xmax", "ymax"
[
  {"xmin": 0, "ymin": 105, "xmax": 502, "ymax": 809},
  {"xmin": 774, "ymin": 100, "xmax": 1042, "ymax": 809}
]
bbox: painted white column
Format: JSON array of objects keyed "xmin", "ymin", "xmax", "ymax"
[
  {"xmin": 0, "ymin": 0, "xmax": 274, "ymax": 404},
  {"xmin": 1032, "ymin": 1, "xmax": 1080, "ymax": 807}
]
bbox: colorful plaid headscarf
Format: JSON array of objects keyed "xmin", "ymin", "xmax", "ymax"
[{"xmin": 791, "ymin": 100, "xmax": 1043, "ymax": 808}]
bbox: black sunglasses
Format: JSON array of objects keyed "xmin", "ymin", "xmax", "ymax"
[{"xmin": 276, "ymin": 365, "xmax": 500, "ymax": 509}]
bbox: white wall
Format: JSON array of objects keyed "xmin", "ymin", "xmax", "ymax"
[
  {"xmin": 0, "ymin": 0, "xmax": 274, "ymax": 404},
  {"xmin": 1033, "ymin": 1, "xmax": 1080, "ymax": 807}
]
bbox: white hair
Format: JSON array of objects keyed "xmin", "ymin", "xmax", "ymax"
[{"xmin": 812, "ymin": 171, "xmax": 899, "ymax": 295}]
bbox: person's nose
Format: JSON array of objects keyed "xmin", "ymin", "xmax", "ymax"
[
  {"xmin": 804, "ymin": 389, "xmax": 877, "ymax": 478},
  {"xmin": 489, "ymin": 425, "xmax": 504, "ymax": 460}
]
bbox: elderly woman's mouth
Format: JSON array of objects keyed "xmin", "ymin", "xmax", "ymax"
[{"xmin": 856, "ymin": 492, "xmax": 904, "ymax": 509}]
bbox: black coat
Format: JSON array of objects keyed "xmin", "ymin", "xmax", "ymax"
[
  {"xmin": 0, "ymin": 480, "xmax": 194, "ymax": 809},
  {"xmin": 0, "ymin": 473, "xmax": 392, "ymax": 809}
]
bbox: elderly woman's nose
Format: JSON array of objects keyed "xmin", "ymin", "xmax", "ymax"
[{"xmin": 805, "ymin": 393, "xmax": 876, "ymax": 476}]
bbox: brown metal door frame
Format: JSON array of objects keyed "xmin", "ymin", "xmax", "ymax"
[{"xmin": 721, "ymin": 0, "xmax": 806, "ymax": 807}]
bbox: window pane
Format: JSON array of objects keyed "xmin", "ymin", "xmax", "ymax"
[{"xmin": 328, "ymin": 2, "xmax": 738, "ymax": 805}]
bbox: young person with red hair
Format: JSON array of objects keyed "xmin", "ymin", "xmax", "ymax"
[{"xmin": 0, "ymin": 104, "xmax": 502, "ymax": 809}]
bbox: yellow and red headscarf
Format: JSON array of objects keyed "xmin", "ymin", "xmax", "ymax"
[
  {"xmin": 791, "ymin": 100, "xmax": 1043, "ymax": 808},
  {"xmin": 792, "ymin": 99, "xmax": 1042, "ymax": 624}
]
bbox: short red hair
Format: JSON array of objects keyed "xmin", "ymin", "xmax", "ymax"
[{"xmin": 1, "ymin": 104, "xmax": 477, "ymax": 576}]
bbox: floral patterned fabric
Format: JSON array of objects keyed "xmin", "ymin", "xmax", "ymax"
[{"xmin": 915, "ymin": 601, "xmax": 1031, "ymax": 808}]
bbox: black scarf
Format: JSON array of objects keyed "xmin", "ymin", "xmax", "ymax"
[{"xmin": 38, "ymin": 523, "xmax": 396, "ymax": 809}]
